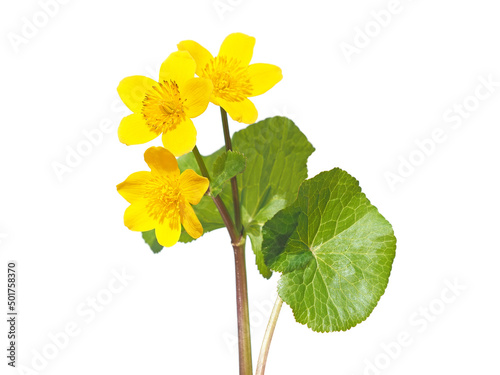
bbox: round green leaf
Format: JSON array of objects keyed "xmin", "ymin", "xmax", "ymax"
[{"xmin": 262, "ymin": 168, "xmax": 396, "ymax": 332}]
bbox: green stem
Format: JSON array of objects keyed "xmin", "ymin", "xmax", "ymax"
[
  {"xmin": 255, "ymin": 296, "xmax": 283, "ymax": 375},
  {"xmin": 221, "ymin": 107, "xmax": 233, "ymax": 150},
  {"xmin": 192, "ymin": 146, "xmax": 211, "ymax": 181},
  {"xmin": 191, "ymin": 145, "xmax": 252, "ymax": 375},
  {"xmin": 192, "ymin": 146, "xmax": 238, "ymax": 242},
  {"xmin": 220, "ymin": 107, "xmax": 242, "ymax": 235}
]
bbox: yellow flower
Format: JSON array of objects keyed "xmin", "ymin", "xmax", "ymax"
[
  {"xmin": 117, "ymin": 51, "xmax": 213, "ymax": 156},
  {"xmin": 178, "ymin": 32, "xmax": 282, "ymax": 124},
  {"xmin": 117, "ymin": 146, "xmax": 209, "ymax": 247}
]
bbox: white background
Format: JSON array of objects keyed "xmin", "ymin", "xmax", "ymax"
[{"xmin": 1, "ymin": 0, "xmax": 499, "ymax": 374}]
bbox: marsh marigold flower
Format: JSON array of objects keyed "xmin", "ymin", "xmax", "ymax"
[
  {"xmin": 117, "ymin": 146, "xmax": 209, "ymax": 247},
  {"xmin": 117, "ymin": 51, "xmax": 213, "ymax": 156},
  {"xmin": 178, "ymin": 33, "xmax": 282, "ymax": 124}
]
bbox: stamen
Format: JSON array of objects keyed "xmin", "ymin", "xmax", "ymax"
[
  {"xmin": 142, "ymin": 80, "xmax": 187, "ymax": 134},
  {"xmin": 144, "ymin": 175, "xmax": 182, "ymax": 224},
  {"xmin": 203, "ymin": 56, "xmax": 253, "ymax": 102}
]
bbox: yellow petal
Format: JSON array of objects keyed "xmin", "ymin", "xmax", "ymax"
[
  {"xmin": 118, "ymin": 113, "xmax": 159, "ymax": 145},
  {"xmin": 180, "ymin": 200, "xmax": 203, "ymax": 239},
  {"xmin": 181, "ymin": 78, "xmax": 213, "ymax": 118},
  {"xmin": 124, "ymin": 203, "xmax": 156, "ymax": 232},
  {"xmin": 144, "ymin": 146, "xmax": 179, "ymax": 177},
  {"xmin": 218, "ymin": 33, "xmax": 255, "ymax": 67},
  {"xmin": 155, "ymin": 217, "xmax": 181, "ymax": 247},
  {"xmin": 117, "ymin": 76, "xmax": 157, "ymax": 113},
  {"xmin": 159, "ymin": 51, "xmax": 196, "ymax": 87},
  {"xmin": 210, "ymin": 95, "xmax": 221, "ymax": 106},
  {"xmin": 177, "ymin": 40, "xmax": 214, "ymax": 77},
  {"xmin": 218, "ymin": 98, "xmax": 258, "ymax": 124},
  {"xmin": 161, "ymin": 118, "xmax": 197, "ymax": 157},
  {"xmin": 247, "ymin": 63, "xmax": 283, "ymax": 97},
  {"xmin": 117, "ymin": 171, "xmax": 151, "ymax": 204},
  {"xmin": 179, "ymin": 169, "xmax": 209, "ymax": 205}
]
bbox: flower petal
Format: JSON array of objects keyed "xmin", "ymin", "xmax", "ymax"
[
  {"xmin": 218, "ymin": 33, "xmax": 255, "ymax": 67},
  {"xmin": 159, "ymin": 51, "xmax": 196, "ymax": 87},
  {"xmin": 117, "ymin": 76, "xmax": 157, "ymax": 113},
  {"xmin": 117, "ymin": 171, "xmax": 151, "ymax": 204},
  {"xmin": 155, "ymin": 216, "xmax": 181, "ymax": 247},
  {"xmin": 124, "ymin": 203, "xmax": 156, "ymax": 232},
  {"xmin": 181, "ymin": 78, "xmax": 213, "ymax": 118},
  {"xmin": 218, "ymin": 98, "xmax": 258, "ymax": 124},
  {"xmin": 118, "ymin": 113, "xmax": 159, "ymax": 145},
  {"xmin": 161, "ymin": 118, "xmax": 197, "ymax": 157},
  {"xmin": 144, "ymin": 146, "xmax": 179, "ymax": 177},
  {"xmin": 177, "ymin": 40, "xmax": 214, "ymax": 77},
  {"xmin": 210, "ymin": 95, "xmax": 221, "ymax": 106},
  {"xmin": 180, "ymin": 200, "xmax": 203, "ymax": 239},
  {"xmin": 179, "ymin": 169, "xmax": 209, "ymax": 205},
  {"xmin": 247, "ymin": 63, "xmax": 283, "ymax": 97}
]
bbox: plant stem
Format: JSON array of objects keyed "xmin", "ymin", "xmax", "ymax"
[
  {"xmin": 233, "ymin": 238, "xmax": 252, "ymax": 375},
  {"xmin": 192, "ymin": 146, "xmax": 211, "ymax": 181},
  {"xmin": 220, "ymin": 107, "xmax": 242, "ymax": 235},
  {"xmin": 212, "ymin": 194, "xmax": 238, "ymax": 244},
  {"xmin": 221, "ymin": 107, "xmax": 233, "ymax": 150},
  {"xmin": 255, "ymin": 296, "xmax": 283, "ymax": 375},
  {"xmin": 191, "ymin": 145, "xmax": 252, "ymax": 375}
]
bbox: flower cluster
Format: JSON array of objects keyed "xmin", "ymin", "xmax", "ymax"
[{"xmin": 116, "ymin": 33, "xmax": 282, "ymax": 247}]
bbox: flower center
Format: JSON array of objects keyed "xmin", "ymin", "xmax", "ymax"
[
  {"xmin": 203, "ymin": 56, "xmax": 252, "ymax": 102},
  {"xmin": 142, "ymin": 81, "xmax": 187, "ymax": 134},
  {"xmin": 145, "ymin": 175, "xmax": 182, "ymax": 224}
]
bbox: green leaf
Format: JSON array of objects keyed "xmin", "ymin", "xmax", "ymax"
[
  {"xmin": 141, "ymin": 116, "xmax": 314, "ymax": 278},
  {"xmin": 262, "ymin": 168, "xmax": 396, "ymax": 332},
  {"xmin": 211, "ymin": 150, "xmax": 247, "ymax": 197},
  {"xmin": 142, "ymin": 229, "xmax": 163, "ymax": 254},
  {"xmin": 235, "ymin": 117, "xmax": 314, "ymax": 278},
  {"xmin": 245, "ymin": 226, "xmax": 272, "ymax": 279}
]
